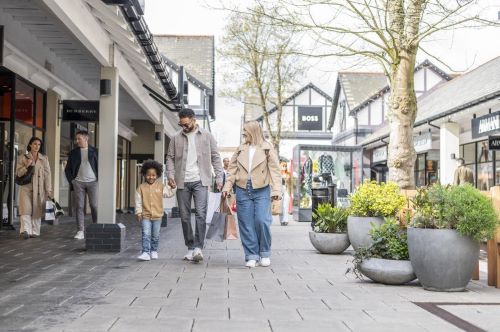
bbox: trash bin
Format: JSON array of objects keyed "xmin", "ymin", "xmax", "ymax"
[
  {"xmin": 311, "ymin": 187, "xmax": 330, "ymax": 230},
  {"xmin": 328, "ymin": 184, "xmax": 337, "ymax": 207}
]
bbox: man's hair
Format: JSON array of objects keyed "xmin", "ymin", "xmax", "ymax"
[
  {"xmin": 141, "ymin": 159, "xmax": 163, "ymax": 177},
  {"xmin": 75, "ymin": 130, "xmax": 89, "ymax": 137},
  {"xmin": 457, "ymin": 158, "xmax": 465, "ymax": 165},
  {"xmin": 178, "ymin": 108, "xmax": 195, "ymax": 119}
]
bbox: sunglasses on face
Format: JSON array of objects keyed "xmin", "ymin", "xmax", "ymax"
[{"xmin": 178, "ymin": 121, "xmax": 192, "ymax": 128}]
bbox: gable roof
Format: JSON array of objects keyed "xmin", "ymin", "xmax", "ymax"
[
  {"xmin": 155, "ymin": 35, "xmax": 214, "ymax": 90},
  {"xmin": 256, "ymin": 83, "xmax": 333, "ymax": 122},
  {"xmin": 162, "ymin": 56, "xmax": 212, "ymax": 93},
  {"xmin": 327, "ymin": 59, "xmax": 451, "ymax": 129},
  {"xmin": 360, "ymin": 56, "xmax": 500, "ymax": 146}
]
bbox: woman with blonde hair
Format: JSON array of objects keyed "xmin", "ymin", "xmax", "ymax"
[
  {"xmin": 16, "ymin": 137, "xmax": 52, "ymax": 239},
  {"xmin": 222, "ymin": 121, "xmax": 282, "ymax": 267}
]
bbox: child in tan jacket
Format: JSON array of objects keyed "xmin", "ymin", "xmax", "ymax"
[{"xmin": 135, "ymin": 160, "xmax": 176, "ymax": 261}]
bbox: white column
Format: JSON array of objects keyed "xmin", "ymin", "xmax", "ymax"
[
  {"xmin": 440, "ymin": 122, "xmax": 460, "ymax": 185},
  {"xmin": 45, "ymin": 90, "xmax": 60, "ymax": 200},
  {"xmin": 154, "ymin": 124, "xmax": 165, "ymax": 164},
  {"xmin": 97, "ymin": 66, "xmax": 119, "ymax": 223}
]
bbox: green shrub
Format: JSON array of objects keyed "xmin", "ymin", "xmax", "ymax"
[
  {"xmin": 312, "ymin": 203, "xmax": 348, "ymax": 233},
  {"xmin": 347, "ymin": 217, "xmax": 409, "ymax": 279},
  {"xmin": 411, "ymin": 184, "xmax": 499, "ymax": 241},
  {"xmin": 349, "ymin": 181, "xmax": 406, "ymax": 218}
]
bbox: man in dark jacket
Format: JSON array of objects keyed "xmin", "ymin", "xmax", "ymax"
[{"xmin": 64, "ymin": 130, "xmax": 98, "ymax": 240}]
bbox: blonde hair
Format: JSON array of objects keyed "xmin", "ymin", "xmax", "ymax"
[{"xmin": 243, "ymin": 121, "xmax": 267, "ymax": 146}]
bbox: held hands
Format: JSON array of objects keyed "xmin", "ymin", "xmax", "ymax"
[
  {"xmin": 271, "ymin": 195, "xmax": 280, "ymax": 201},
  {"xmin": 221, "ymin": 191, "xmax": 230, "ymax": 199},
  {"xmin": 167, "ymin": 178, "xmax": 177, "ymax": 189}
]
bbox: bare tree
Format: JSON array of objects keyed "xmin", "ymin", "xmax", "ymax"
[
  {"xmin": 244, "ymin": 0, "xmax": 497, "ymax": 188},
  {"xmin": 218, "ymin": 5, "xmax": 304, "ymax": 152}
]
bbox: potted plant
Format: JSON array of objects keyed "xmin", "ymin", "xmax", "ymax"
[
  {"xmin": 309, "ymin": 203, "xmax": 350, "ymax": 254},
  {"xmin": 348, "ymin": 181, "xmax": 406, "ymax": 250},
  {"xmin": 408, "ymin": 184, "xmax": 499, "ymax": 292},
  {"xmin": 348, "ymin": 217, "xmax": 416, "ymax": 285}
]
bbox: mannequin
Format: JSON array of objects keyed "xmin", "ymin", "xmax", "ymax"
[{"xmin": 318, "ymin": 153, "xmax": 334, "ymax": 185}]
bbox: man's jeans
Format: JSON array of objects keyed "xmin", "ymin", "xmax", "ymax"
[
  {"xmin": 177, "ymin": 181, "xmax": 208, "ymax": 249},
  {"xmin": 235, "ymin": 181, "xmax": 272, "ymax": 261},
  {"xmin": 72, "ymin": 180, "xmax": 98, "ymax": 232},
  {"xmin": 142, "ymin": 219, "xmax": 161, "ymax": 253}
]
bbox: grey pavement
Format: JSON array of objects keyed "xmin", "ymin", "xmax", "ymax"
[{"xmin": 0, "ymin": 214, "xmax": 500, "ymax": 332}]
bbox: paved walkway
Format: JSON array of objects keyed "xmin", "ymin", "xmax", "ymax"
[{"xmin": 0, "ymin": 214, "xmax": 499, "ymax": 332}]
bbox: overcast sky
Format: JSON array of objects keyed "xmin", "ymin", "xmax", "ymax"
[{"xmin": 144, "ymin": 0, "xmax": 500, "ymax": 147}]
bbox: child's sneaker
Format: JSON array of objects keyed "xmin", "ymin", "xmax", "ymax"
[
  {"xmin": 138, "ymin": 252, "xmax": 151, "ymax": 261},
  {"xmin": 151, "ymin": 251, "xmax": 158, "ymax": 260}
]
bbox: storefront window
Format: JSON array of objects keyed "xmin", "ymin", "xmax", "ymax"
[
  {"xmin": 463, "ymin": 143, "xmax": 475, "ymax": 164},
  {"xmin": 0, "ymin": 75, "xmax": 12, "ymax": 119},
  {"xmin": 477, "ymin": 162, "xmax": 493, "ymax": 191},
  {"xmin": 35, "ymin": 90, "xmax": 44, "ymax": 128},
  {"xmin": 15, "ymin": 79, "xmax": 34, "ymax": 126}
]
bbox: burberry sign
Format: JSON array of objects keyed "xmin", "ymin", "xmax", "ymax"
[{"xmin": 62, "ymin": 100, "xmax": 99, "ymax": 122}]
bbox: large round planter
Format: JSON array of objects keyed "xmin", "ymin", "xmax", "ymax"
[
  {"xmin": 359, "ymin": 258, "xmax": 416, "ymax": 285},
  {"xmin": 347, "ymin": 216, "xmax": 384, "ymax": 251},
  {"xmin": 309, "ymin": 232, "xmax": 350, "ymax": 254},
  {"xmin": 407, "ymin": 227, "xmax": 479, "ymax": 292}
]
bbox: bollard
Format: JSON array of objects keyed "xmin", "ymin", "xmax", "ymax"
[
  {"xmin": 328, "ymin": 184, "xmax": 337, "ymax": 207},
  {"xmin": 311, "ymin": 187, "xmax": 330, "ymax": 230}
]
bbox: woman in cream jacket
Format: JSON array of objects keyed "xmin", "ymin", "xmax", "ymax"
[{"xmin": 222, "ymin": 121, "xmax": 282, "ymax": 268}]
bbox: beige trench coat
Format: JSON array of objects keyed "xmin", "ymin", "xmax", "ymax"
[{"xmin": 16, "ymin": 153, "xmax": 52, "ymax": 219}]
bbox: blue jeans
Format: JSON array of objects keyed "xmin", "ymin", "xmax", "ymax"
[
  {"xmin": 235, "ymin": 181, "xmax": 272, "ymax": 261},
  {"xmin": 142, "ymin": 219, "xmax": 161, "ymax": 253}
]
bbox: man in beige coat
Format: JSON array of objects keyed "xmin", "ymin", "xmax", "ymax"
[{"xmin": 453, "ymin": 158, "xmax": 474, "ymax": 186}]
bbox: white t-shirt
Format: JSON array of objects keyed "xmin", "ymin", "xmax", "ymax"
[
  {"xmin": 248, "ymin": 146, "xmax": 256, "ymax": 179},
  {"xmin": 184, "ymin": 130, "xmax": 201, "ymax": 182},
  {"xmin": 76, "ymin": 148, "xmax": 96, "ymax": 182}
]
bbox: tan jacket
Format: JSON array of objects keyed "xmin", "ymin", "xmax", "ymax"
[
  {"xmin": 16, "ymin": 153, "xmax": 52, "ymax": 219},
  {"xmin": 222, "ymin": 142, "xmax": 282, "ymax": 197},
  {"xmin": 453, "ymin": 165, "xmax": 474, "ymax": 186},
  {"xmin": 166, "ymin": 126, "xmax": 223, "ymax": 189},
  {"xmin": 135, "ymin": 182, "xmax": 176, "ymax": 220}
]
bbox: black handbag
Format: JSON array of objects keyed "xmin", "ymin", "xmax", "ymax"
[{"xmin": 15, "ymin": 166, "xmax": 34, "ymax": 186}]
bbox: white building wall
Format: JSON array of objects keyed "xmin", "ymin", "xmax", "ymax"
[
  {"xmin": 414, "ymin": 68, "xmax": 426, "ymax": 91},
  {"xmin": 427, "ymin": 70, "xmax": 445, "ymax": 91},
  {"xmin": 371, "ymin": 98, "xmax": 384, "ymax": 125},
  {"xmin": 358, "ymin": 107, "xmax": 369, "ymax": 126}
]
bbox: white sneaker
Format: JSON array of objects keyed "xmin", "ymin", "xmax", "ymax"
[
  {"xmin": 183, "ymin": 250, "xmax": 194, "ymax": 261},
  {"xmin": 260, "ymin": 257, "xmax": 271, "ymax": 267},
  {"xmin": 151, "ymin": 251, "xmax": 158, "ymax": 260},
  {"xmin": 74, "ymin": 231, "xmax": 84, "ymax": 240},
  {"xmin": 192, "ymin": 248, "xmax": 203, "ymax": 262},
  {"xmin": 138, "ymin": 252, "xmax": 151, "ymax": 261},
  {"xmin": 245, "ymin": 260, "xmax": 257, "ymax": 268}
]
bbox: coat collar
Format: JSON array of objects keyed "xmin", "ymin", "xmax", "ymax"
[{"xmin": 237, "ymin": 144, "xmax": 269, "ymax": 172}]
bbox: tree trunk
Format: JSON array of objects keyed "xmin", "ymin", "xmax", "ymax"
[{"xmin": 387, "ymin": 51, "xmax": 418, "ymax": 189}]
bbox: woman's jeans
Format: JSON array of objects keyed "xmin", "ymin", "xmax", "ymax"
[
  {"xmin": 141, "ymin": 219, "xmax": 161, "ymax": 253},
  {"xmin": 235, "ymin": 181, "xmax": 272, "ymax": 261}
]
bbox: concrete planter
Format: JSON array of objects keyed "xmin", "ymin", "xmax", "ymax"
[
  {"xmin": 359, "ymin": 258, "xmax": 416, "ymax": 285},
  {"xmin": 347, "ymin": 216, "xmax": 384, "ymax": 251},
  {"xmin": 407, "ymin": 227, "xmax": 479, "ymax": 292},
  {"xmin": 309, "ymin": 232, "xmax": 350, "ymax": 254}
]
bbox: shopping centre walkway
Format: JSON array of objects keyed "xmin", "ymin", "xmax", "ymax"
[{"xmin": 0, "ymin": 215, "xmax": 500, "ymax": 332}]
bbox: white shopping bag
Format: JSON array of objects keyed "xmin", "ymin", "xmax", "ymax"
[
  {"xmin": 206, "ymin": 192, "xmax": 222, "ymax": 224},
  {"xmin": 45, "ymin": 200, "xmax": 56, "ymax": 221}
]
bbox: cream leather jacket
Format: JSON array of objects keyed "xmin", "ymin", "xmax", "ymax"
[{"xmin": 222, "ymin": 142, "xmax": 282, "ymax": 197}]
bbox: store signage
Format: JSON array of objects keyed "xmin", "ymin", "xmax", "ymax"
[
  {"xmin": 62, "ymin": 100, "xmax": 99, "ymax": 122},
  {"xmin": 372, "ymin": 146, "xmax": 388, "ymax": 163},
  {"xmin": 297, "ymin": 106, "xmax": 322, "ymax": 131},
  {"xmin": 413, "ymin": 132, "xmax": 432, "ymax": 153},
  {"xmin": 471, "ymin": 111, "xmax": 500, "ymax": 139},
  {"xmin": 489, "ymin": 136, "xmax": 500, "ymax": 150}
]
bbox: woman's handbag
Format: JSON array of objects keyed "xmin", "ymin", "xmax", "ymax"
[{"xmin": 15, "ymin": 165, "xmax": 34, "ymax": 186}]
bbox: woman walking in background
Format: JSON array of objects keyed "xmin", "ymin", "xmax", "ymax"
[
  {"xmin": 222, "ymin": 121, "xmax": 282, "ymax": 268},
  {"xmin": 16, "ymin": 137, "xmax": 52, "ymax": 239}
]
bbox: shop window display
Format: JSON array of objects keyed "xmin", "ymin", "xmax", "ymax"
[{"xmin": 292, "ymin": 145, "xmax": 362, "ymax": 222}]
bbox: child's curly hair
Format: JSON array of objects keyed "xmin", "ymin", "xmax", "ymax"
[{"xmin": 141, "ymin": 159, "xmax": 163, "ymax": 177}]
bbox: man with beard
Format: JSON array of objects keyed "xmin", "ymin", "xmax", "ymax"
[{"xmin": 166, "ymin": 109, "xmax": 223, "ymax": 262}]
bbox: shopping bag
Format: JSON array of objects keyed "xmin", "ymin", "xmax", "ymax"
[
  {"xmin": 271, "ymin": 198, "xmax": 282, "ymax": 215},
  {"xmin": 50, "ymin": 198, "xmax": 65, "ymax": 218},
  {"xmin": 45, "ymin": 201, "xmax": 56, "ymax": 221},
  {"xmin": 206, "ymin": 192, "xmax": 222, "ymax": 224},
  {"xmin": 206, "ymin": 211, "xmax": 226, "ymax": 242},
  {"xmin": 224, "ymin": 214, "xmax": 238, "ymax": 240}
]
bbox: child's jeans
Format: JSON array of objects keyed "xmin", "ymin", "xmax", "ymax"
[{"xmin": 142, "ymin": 219, "xmax": 161, "ymax": 253}]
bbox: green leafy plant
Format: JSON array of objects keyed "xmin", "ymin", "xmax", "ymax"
[
  {"xmin": 411, "ymin": 183, "xmax": 499, "ymax": 241},
  {"xmin": 347, "ymin": 217, "xmax": 409, "ymax": 278},
  {"xmin": 349, "ymin": 181, "xmax": 406, "ymax": 218},
  {"xmin": 312, "ymin": 203, "xmax": 349, "ymax": 233}
]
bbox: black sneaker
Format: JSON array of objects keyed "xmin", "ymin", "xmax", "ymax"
[{"xmin": 20, "ymin": 231, "xmax": 29, "ymax": 240}]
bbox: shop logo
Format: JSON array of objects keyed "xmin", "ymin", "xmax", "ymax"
[
  {"xmin": 301, "ymin": 115, "xmax": 319, "ymax": 122},
  {"xmin": 298, "ymin": 106, "xmax": 322, "ymax": 131},
  {"xmin": 478, "ymin": 115, "xmax": 500, "ymax": 134}
]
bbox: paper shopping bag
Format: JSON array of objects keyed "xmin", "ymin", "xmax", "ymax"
[
  {"xmin": 45, "ymin": 201, "xmax": 56, "ymax": 221},
  {"xmin": 224, "ymin": 214, "xmax": 238, "ymax": 240},
  {"xmin": 206, "ymin": 192, "xmax": 222, "ymax": 224},
  {"xmin": 206, "ymin": 200, "xmax": 227, "ymax": 242}
]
